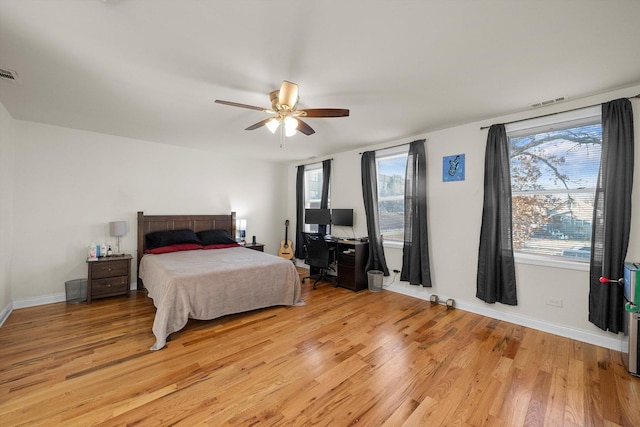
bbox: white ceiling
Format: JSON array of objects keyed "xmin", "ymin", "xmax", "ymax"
[{"xmin": 1, "ymin": 1, "xmax": 639, "ymax": 163}]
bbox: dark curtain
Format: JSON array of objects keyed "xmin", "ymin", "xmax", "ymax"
[
  {"xmin": 294, "ymin": 165, "xmax": 305, "ymax": 259},
  {"xmin": 317, "ymin": 159, "xmax": 331, "ymax": 236},
  {"xmin": 589, "ymin": 98, "xmax": 634, "ymax": 333},
  {"xmin": 361, "ymin": 151, "xmax": 389, "ymax": 275},
  {"xmin": 401, "ymin": 139, "xmax": 432, "ymax": 286},
  {"xmin": 477, "ymin": 124, "xmax": 517, "ymax": 305}
]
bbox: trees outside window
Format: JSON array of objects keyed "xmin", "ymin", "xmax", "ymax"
[
  {"xmin": 509, "ymin": 115, "xmax": 601, "ymax": 262},
  {"xmin": 376, "ymin": 149, "xmax": 408, "ymax": 241}
]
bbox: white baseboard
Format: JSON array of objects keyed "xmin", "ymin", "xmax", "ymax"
[
  {"xmin": 385, "ymin": 283, "xmax": 623, "ymax": 352},
  {"xmin": 13, "ymin": 292, "xmax": 66, "ymax": 309},
  {"xmin": 0, "ymin": 301, "xmax": 13, "ymax": 327},
  {"xmin": 11, "ymin": 283, "xmax": 138, "ymax": 309}
]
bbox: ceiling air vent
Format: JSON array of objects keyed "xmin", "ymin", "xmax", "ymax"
[
  {"xmin": 0, "ymin": 67, "xmax": 21, "ymax": 84},
  {"xmin": 530, "ymin": 96, "xmax": 567, "ymax": 108}
]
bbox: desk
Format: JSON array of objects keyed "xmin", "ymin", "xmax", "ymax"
[
  {"xmin": 336, "ymin": 240, "xmax": 369, "ymax": 292},
  {"xmin": 307, "ymin": 238, "xmax": 369, "ymax": 291}
]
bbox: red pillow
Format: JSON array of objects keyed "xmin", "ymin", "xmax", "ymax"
[
  {"xmin": 145, "ymin": 243, "xmax": 203, "ymax": 254},
  {"xmin": 203, "ymin": 243, "xmax": 241, "ymax": 250}
]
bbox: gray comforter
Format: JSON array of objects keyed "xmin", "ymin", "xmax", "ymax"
[{"xmin": 139, "ymin": 247, "xmax": 302, "ymax": 350}]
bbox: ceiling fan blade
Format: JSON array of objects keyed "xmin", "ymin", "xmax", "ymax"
[
  {"xmin": 295, "ymin": 118, "xmax": 315, "ymax": 136},
  {"xmin": 215, "ymin": 99, "xmax": 272, "ymax": 113},
  {"xmin": 278, "ymin": 81, "xmax": 299, "ymax": 109},
  {"xmin": 245, "ymin": 118, "xmax": 273, "ymax": 131},
  {"xmin": 298, "ymin": 108, "xmax": 350, "ymax": 118}
]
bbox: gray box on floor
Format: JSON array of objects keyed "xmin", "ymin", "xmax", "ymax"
[{"xmin": 65, "ymin": 278, "xmax": 87, "ymax": 303}]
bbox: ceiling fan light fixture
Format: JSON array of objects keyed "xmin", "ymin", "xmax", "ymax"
[
  {"xmin": 266, "ymin": 118, "xmax": 280, "ymax": 133},
  {"xmin": 215, "ymin": 80, "xmax": 348, "ymax": 141},
  {"xmin": 285, "ymin": 127, "xmax": 297, "ymax": 137},
  {"xmin": 279, "ymin": 81, "xmax": 299, "ymax": 110},
  {"xmin": 284, "ymin": 116, "xmax": 297, "ymax": 129},
  {"xmin": 284, "ymin": 116, "xmax": 298, "ymax": 136}
]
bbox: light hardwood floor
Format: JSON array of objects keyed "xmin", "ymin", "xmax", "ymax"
[{"xmin": 1, "ymin": 272, "xmax": 639, "ymax": 426}]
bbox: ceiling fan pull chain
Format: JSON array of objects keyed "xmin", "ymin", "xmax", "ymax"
[{"xmin": 280, "ymin": 124, "xmax": 286, "ymax": 148}]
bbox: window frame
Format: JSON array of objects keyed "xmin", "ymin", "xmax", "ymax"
[
  {"xmin": 303, "ymin": 162, "xmax": 330, "ymax": 233},
  {"xmin": 375, "ymin": 146, "xmax": 409, "ymax": 246},
  {"xmin": 506, "ymin": 106, "xmax": 601, "ymax": 270}
]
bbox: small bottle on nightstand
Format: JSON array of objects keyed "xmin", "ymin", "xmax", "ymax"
[{"xmin": 88, "ymin": 243, "xmax": 97, "ymax": 260}]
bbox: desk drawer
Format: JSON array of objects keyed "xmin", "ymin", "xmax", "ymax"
[
  {"xmin": 92, "ymin": 276, "xmax": 128, "ymax": 297},
  {"xmin": 338, "ymin": 265, "xmax": 356, "ymax": 289},
  {"xmin": 92, "ymin": 260, "xmax": 129, "ymax": 279},
  {"xmin": 338, "ymin": 252, "xmax": 356, "ymax": 267},
  {"xmin": 336, "ymin": 242, "xmax": 369, "ymax": 292}
]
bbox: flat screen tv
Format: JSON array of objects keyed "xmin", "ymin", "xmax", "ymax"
[
  {"xmin": 331, "ymin": 209, "xmax": 354, "ymax": 226},
  {"xmin": 304, "ymin": 208, "xmax": 331, "ymax": 225}
]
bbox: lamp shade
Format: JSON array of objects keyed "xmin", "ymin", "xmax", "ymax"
[
  {"xmin": 266, "ymin": 118, "xmax": 279, "ymax": 133},
  {"xmin": 109, "ymin": 221, "xmax": 127, "ymax": 237},
  {"xmin": 284, "ymin": 116, "xmax": 298, "ymax": 137}
]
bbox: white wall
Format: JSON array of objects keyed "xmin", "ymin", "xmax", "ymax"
[
  {"xmin": 0, "ymin": 101, "xmax": 14, "ymax": 321},
  {"xmin": 8, "ymin": 119, "xmax": 288, "ymax": 304},
  {"xmin": 4, "ymin": 85, "xmax": 639, "ymax": 348},
  {"xmin": 289, "ymin": 85, "xmax": 640, "ymax": 350}
]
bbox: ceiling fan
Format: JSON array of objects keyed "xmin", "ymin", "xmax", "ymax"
[{"xmin": 215, "ymin": 81, "xmax": 349, "ymax": 145}]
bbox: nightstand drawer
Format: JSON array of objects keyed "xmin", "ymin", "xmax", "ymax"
[
  {"xmin": 87, "ymin": 254, "xmax": 132, "ymax": 303},
  {"xmin": 245, "ymin": 243, "xmax": 264, "ymax": 252},
  {"xmin": 91, "ymin": 276, "xmax": 128, "ymax": 297},
  {"xmin": 91, "ymin": 260, "xmax": 129, "ymax": 279}
]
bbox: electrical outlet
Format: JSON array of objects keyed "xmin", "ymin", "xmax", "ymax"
[
  {"xmin": 546, "ymin": 298, "xmax": 563, "ymax": 307},
  {"xmin": 393, "ymin": 269, "xmax": 400, "ymax": 273}
]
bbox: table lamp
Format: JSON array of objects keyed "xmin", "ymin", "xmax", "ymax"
[
  {"xmin": 236, "ymin": 219, "xmax": 247, "ymax": 243},
  {"xmin": 109, "ymin": 221, "xmax": 127, "ymax": 255}
]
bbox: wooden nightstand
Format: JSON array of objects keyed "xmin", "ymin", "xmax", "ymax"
[
  {"xmin": 244, "ymin": 242, "xmax": 264, "ymax": 252},
  {"xmin": 86, "ymin": 254, "xmax": 132, "ymax": 303}
]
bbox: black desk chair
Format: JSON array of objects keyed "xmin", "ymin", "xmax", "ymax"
[{"xmin": 302, "ymin": 233, "xmax": 337, "ymax": 289}]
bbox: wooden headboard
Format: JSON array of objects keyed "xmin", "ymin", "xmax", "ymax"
[{"xmin": 136, "ymin": 211, "xmax": 236, "ymax": 289}]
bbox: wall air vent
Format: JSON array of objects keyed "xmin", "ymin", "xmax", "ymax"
[
  {"xmin": 0, "ymin": 67, "xmax": 21, "ymax": 84},
  {"xmin": 530, "ymin": 96, "xmax": 567, "ymax": 108}
]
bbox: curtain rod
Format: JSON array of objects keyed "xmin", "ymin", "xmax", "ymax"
[
  {"xmin": 358, "ymin": 141, "xmax": 410, "ymax": 155},
  {"xmin": 479, "ymin": 93, "xmax": 640, "ymax": 130},
  {"xmin": 295, "ymin": 158, "xmax": 333, "ymax": 168}
]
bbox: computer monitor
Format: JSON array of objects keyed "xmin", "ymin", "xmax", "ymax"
[
  {"xmin": 304, "ymin": 208, "xmax": 331, "ymax": 225},
  {"xmin": 331, "ymin": 209, "xmax": 354, "ymax": 226}
]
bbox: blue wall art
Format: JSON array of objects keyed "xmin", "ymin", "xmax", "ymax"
[{"xmin": 443, "ymin": 153, "xmax": 465, "ymax": 182}]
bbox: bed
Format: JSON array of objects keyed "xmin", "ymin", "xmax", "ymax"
[{"xmin": 137, "ymin": 211, "xmax": 302, "ymax": 350}]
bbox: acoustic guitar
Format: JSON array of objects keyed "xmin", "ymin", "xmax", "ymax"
[{"xmin": 278, "ymin": 219, "xmax": 294, "ymax": 260}]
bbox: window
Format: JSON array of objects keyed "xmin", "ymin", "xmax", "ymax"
[
  {"xmin": 376, "ymin": 148, "xmax": 408, "ymax": 241},
  {"xmin": 508, "ymin": 109, "xmax": 601, "ymax": 263},
  {"xmin": 303, "ymin": 163, "xmax": 330, "ymax": 233}
]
